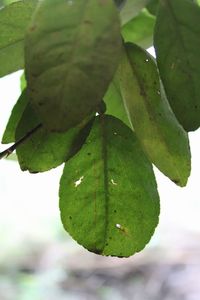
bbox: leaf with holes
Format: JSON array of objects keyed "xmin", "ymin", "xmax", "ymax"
[
  {"xmin": 25, "ymin": 0, "xmax": 122, "ymax": 132},
  {"xmin": 154, "ymin": 0, "xmax": 200, "ymax": 131},
  {"xmin": 59, "ymin": 115, "xmax": 160, "ymax": 257},
  {"xmin": 0, "ymin": 0, "xmax": 37, "ymax": 78},
  {"xmin": 118, "ymin": 43, "xmax": 191, "ymax": 186},
  {"xmin": 16, "ymin": 102, "xmax": 94, "ymax": 173}
]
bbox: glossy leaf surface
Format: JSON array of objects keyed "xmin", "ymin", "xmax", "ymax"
[
  {"xmin": 118, "ymin": 43, "xmax": 191, "ymax": 186},
  {"xmin": 154, "ymin": 0, "xmax": 200, "ymax": 131},
  {"xmin": 25, "ymin": 0, "xmax": 122, "ymax": 132},
  {"xmin": 60, "ymin": 115, "xmax": 160, "ymax": 257}
]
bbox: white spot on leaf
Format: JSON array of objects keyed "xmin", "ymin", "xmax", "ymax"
[
  {"xmin": 116, "ymin": 224, "xmax": 121, "ymax": 229},
  {"xmin": 74, "ymin": 176, "xmax": 84, "ymax": 187},
  {"xmin": 111, "ymin": 179, "xmax": 117, "ymax": 185}
]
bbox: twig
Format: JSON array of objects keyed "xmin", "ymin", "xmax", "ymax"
[{"xmin": 0, "ymin": 123, "xmax": 42, "ymax": 160}]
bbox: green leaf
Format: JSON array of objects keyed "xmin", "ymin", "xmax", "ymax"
[
  {"xmin": 25, "ymin": 0, "xmax": 122, "ymax": 132},
  {"xmin": 122, "ymin": 9, "xmax": 155, "ymax": 48},
  {"xmin": 59, "ymin": 115, "xmax": 160, "ymax": 257},
  {"xmin": 103, "ymin": 77, "xmax": 131, "ymax": 128},
  {"xmin": 0, "ymin": 0, "xmax": 37, "ymax": 78},
  {"xmin": 20, "ymin": 72, "xmax": 26, "ymax": 91},
  {"xmin": 154, "ymin": 0, "xmax": 200, "ymax": 131},
  {"xmin": 118, "ymin": 43, "xmax": 191, "ymax": 186},
  {"xmin": 16, "ymin": 103, "xmax": 94, "ymax": 173},
  {"xmin": 2, "ymin": 89, "xmax": 28, "ymax": 144},
  {"xmin": 120, "ymin": 0, "xmax": 149, "ymax": 25}
]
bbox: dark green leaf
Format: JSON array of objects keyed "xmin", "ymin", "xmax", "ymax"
[
  {"xmin": 122, "ymin": 9, "xmax": 155, "ymax": 48},
  {"xmin": 2, "ymin": 89, "xmax": 28, "ymax": 144},
  {"xmin": 60, "ymin": 115, "xmax": 160, "ymax": 257},
  {"xmin": 25, "ymin": 0, "xmax": 122, "ymax": 132},
  {"xmin": 154, "ymin": 0, "xmax": 200, "ymax": 131},
  {"xmin": 0, "ymin": 0, "xmax": 37, "ymax": 78},
  {"xmin": 16, "ymin": 103, "xmax": 94, "ymax": 173},
  {"xmin": 118, "ymin": 43, "xmax": 191, "ymax": 186},
  {"xmin": 120, "ymin": 0, "xmax": 149, "ymax": 25},
  {"xmin": 146, "ymin": 0, "xmax": 158, "ymax": 15}
]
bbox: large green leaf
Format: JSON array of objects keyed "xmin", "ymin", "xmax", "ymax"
[
  {"xmin": 0, "ymin": 0, "xmax": 37, "ymax": 78},
  {"xmin": 60, "ymin": 115, "xmax": 160, "ymax": 257},
  {"xmin": 154, "ymin": 0, "xmax": 200, "ymax": 131},
  {"xmin": 2, "ymin": 89, "xmax": 28, "ymax": 144},
  {"xmin": 16, "ymin": 103, "xmax": 94, "ymax": 173},
  {"xmin": 118, "ymin": 43, "xmax": 191, "ymax": 186},
  {"xmin": 122, "ymin": 9, "xmax": 155, "ymax": 48},
  {"xmin": 120, "ymin": 0, "xmax": 149, "ymax": 25},
  {"xmin": 25, "ymin": 0, "xmax": 122, "ymax": 132}
]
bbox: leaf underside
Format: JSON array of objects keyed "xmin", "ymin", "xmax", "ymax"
[
  {"xmin": 154, "ymin": 0, "xmax": 200, "ymax": 131},
  {"xmin": 0, "ymin": 0, "xmax": 37, "ymax": 78},
  {"xmin": 118, "ymin": 43, "xmax": 191, "ymax": 186},
  {"xmin": 16, "ymin": 102, "xmax": 94, "ymax": 173},
  {"xmin": 60, "ymin": 115, "xmax": 160, "ymax": 257},
  {"xmin": 25, "ymin": 0, "xmax": 122, "ymax": 132}
]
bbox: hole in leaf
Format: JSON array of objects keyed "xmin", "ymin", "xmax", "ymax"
[
  {"xmin": 111, "ymin": 179, "xmax": 117, "ymax": 185},
  {"xmin": 74, "ymin": 176, "xmax": 84, "ymax": 187},
  {"xmin": 116, "ymin": 224, "xmax": 121, "ymax": 229}
]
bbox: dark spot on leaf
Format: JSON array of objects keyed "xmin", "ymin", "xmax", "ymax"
[
  {"xmin": 84, "ymin": 20, "xmax": 92, "ymax": 25},
  {"xmin": 69, "ymin": 216, "xmax": 72, "ymax": 220},
  {"xmin": 90, "ymin": 248, "xmax": 102, "ymax": 255},
  {"xmin": 87, "ymin": 152, "xmax": 91, "ymax": 156},
  {"xmin": 30, "ymin": 25, "xmax": 36, "ymax": 32},
  {"xmin": 114, "ymin": 210, "xmax": 117, "ymax": 213}
]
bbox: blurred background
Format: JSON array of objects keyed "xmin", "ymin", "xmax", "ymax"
[{"xmin": 0, "ymin": 43, "xmax": 200, "ymax": 300}]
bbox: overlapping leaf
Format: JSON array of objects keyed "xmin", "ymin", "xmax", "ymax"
[
  {"xmin": 154, "ymin": 0, "xmax": 200, "ymax": 131},
  {"xmin": 2, "ymin": 89, "xmax": 28, "ymax": 144},
  {"xmin": 103, "ymin": 77, "xmax": 131, "ymax": 128},
  {"xmin": 0, "ymin": 0, "xmax": 37, "ymax": 77},
  {"xmin": 15, "ymin": 103, "xmax": 94, "ymax": 173},
  {"xmin": 60, "ymin": 115, "xmax": 160, "ymax": 257},
  {"xmin": 120, "ymin": 0, "xmax": 149, "ymax": 25},
  {"xmin": 118, "ymin": 43, "xmax": 191, "ymax": 186},
  {"xmin": 122, "ymin": 10, "xmax": 155, "ymax": 48},
  {"xmin": 25, "ymin": 0, "xmax": 122, "ymax": 132}
]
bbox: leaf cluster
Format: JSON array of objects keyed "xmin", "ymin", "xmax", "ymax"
[{"xmin": 1, "ymin": 0, "xmax": 200, "ymax": 257}]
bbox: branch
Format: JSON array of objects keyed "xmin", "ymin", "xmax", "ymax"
[{"xmin": 0, "ymin": 123, "xmax": 42, "ymax": 160}]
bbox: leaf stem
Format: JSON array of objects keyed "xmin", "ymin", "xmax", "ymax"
[{"xmin": 0, "ymin": 123, "xmax": 42, "ymax": 160}]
